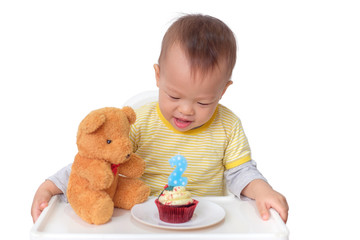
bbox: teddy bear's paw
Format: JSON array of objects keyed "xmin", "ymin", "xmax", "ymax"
[
  {"xmin": 90, "ymin": 171, "xmax": 114, "ymax": 190},
  {"xmin": 113, "ymin": 179, "xmax": 151, "ymax": 209},
  {"xmin": 87, "ymin": 196, "xmax": 114, "ymax": 225},
  {"xmin": 134, "ymin": 184, "xmax": 151, "ymax": 205}
]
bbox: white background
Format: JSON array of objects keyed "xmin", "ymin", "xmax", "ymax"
[{"xmin": 1, "ymin": 1, "xmax": 359, "ymax": 239}]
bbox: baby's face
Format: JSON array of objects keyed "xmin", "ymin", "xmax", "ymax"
[{"xmin": 155, "ymin": 44, "xmax": 231, "ymax": 132}]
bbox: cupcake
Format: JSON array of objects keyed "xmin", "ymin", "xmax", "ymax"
[{"xmin": 155, "ymin": 185, "xmax": 198, "ymax": 223}]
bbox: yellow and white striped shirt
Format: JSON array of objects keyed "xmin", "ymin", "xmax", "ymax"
[{"xmin": 130, "ymin": 102, "xmax": 251, "ymax": 196}]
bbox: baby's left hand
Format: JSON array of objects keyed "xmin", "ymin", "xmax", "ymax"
[{"xmin": 242, "ymin": 179, "xmax": 289, "ymax": 223}]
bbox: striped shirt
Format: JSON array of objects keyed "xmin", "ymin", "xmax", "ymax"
[{"xmin": 130, "ymin": 102, "xmax": 251, "ymax": 196}]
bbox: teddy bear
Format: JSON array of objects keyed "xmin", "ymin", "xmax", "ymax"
[{"xmin": 67, "ymin": 106, "xmax": 150, "ymax": 225}]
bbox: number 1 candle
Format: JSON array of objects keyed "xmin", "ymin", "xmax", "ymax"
[{"xmin": 168, "ymin": 154, "xmax": 188, "ymax": 187}]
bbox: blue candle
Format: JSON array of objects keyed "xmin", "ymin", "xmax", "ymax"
[{"xmin": 168, "ymin": 154, "xmax": 188, "ymax": 187}]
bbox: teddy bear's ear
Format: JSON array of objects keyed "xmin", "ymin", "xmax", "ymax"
[
  {"xmin": 80, "ymin": 111, "xmax": 106, "ymax": 134},
  {"xmin": 122, "ymin": 106, "xmax": 136, "ymax": 125}
]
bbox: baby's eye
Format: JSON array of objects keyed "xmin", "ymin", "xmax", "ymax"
[
  {"xmin": 169, "ymin": 95, "xmax": 180, "ymax": 100},
  {"xmin": 197, "ymin": 102, "xmax": 211, "ymax": 106}
]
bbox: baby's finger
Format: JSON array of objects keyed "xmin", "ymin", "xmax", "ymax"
[
  {"xmin": 272, "ymin": 199, "xmax": 289, "ymax": 223},
  {"xmin": 39, "ymin": 201, "xmax": 48, "ymax": 211},
  {"xmin": 279, "ymin": 209, "xmax": 288, "ymax": 223},
  {"xmin": 32, "ymin": 201, "xmax": 48, "ymax": 223},
  {"xmin": 32, "ymin": 208, "xmax": 41, "ymax": 223},
  {"xmin": 256, "ymin": 201, "xmax": 270, "ymax": 221}
]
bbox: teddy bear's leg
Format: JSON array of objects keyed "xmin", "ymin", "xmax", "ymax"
[
  {"xmin": 113, "ymin": 177, "xmax": 150, "ymax": 209},
  {"xmin": 68, "ymin": 185, "xmax": 114, "ymax": 225}
]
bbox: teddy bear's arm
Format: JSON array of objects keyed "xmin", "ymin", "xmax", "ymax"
[
  {"xmin": 73, "ymin": 154, "xmax": 114, "ymax": 190},
  {"xmin": 117, "ymin": 153, "xmax": 145, "ymax": 178}
]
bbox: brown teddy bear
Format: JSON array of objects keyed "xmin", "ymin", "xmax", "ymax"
[{"xmin": 67, "ymin": 107, "xmax": 150, "ymax": 225}]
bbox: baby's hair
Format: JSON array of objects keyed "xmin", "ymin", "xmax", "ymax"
[{"xmin": 158, "ymin": 14, "xmax": 237, "ymax": 79}]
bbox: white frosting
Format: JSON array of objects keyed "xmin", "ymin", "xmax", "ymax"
[{"xmin": 158, "ymin": 186, "xmax": 194, "ymax": 205}]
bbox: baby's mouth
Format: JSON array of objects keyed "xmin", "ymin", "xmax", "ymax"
[{"xmin": 173, "ymin": 117, "xmax": 192, "ymax": 129}]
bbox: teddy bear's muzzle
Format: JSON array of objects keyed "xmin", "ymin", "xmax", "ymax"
[{"xmin": 111, "ymin": 151, "xmax": 132, "ymax": 165}]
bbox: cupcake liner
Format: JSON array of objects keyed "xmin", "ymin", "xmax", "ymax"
[{"xmin": 155, "ymin": 199, "xmax": 199, "ymax": 223}]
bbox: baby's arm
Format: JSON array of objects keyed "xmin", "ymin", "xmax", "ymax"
[
  {"xmin": 31, "ymin": 164, "xmax": 72, "ymax": 223},
  {"xmin": 224, "ymin": 160, "xmax": 267, "ymax": 197},
  {"xmin": 224, "ymin": 160, "xmax": 288, "ymax": 223}
]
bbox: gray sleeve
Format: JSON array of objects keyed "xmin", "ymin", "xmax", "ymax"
[
  {"xmin": 47, "ymin": 163, "xmax": 72, "ymax": 202},
  {"xmin": 224, "ymin": 160, "xmax": 268, "ymax": 199}
]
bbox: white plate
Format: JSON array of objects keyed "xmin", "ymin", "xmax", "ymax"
[{"xmin": 131, "ymin": 198, "xmax": 225, "ymax": 230}]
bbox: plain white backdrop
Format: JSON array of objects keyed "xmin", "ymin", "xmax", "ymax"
[{"xmin": 1, "ymin": 1, "xmax": 359, "ymax": 239}]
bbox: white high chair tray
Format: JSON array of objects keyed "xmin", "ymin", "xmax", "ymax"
[{"xmin": 30, "ymin": 195, "xmax": 289, "ymax": 240}]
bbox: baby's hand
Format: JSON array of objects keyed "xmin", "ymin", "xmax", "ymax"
[
  {"xmin": 31, "ymin": 180, "xmax": 62, "ymax": 223},
  {"xmin": 242, "ymin": 179, "xmax": 289, "ymax": 223},
  {"xmin": 255, "ymin": 188, "xmax": 288, "ymax": 223},
  {"xmin": 31, "ymin": 200, "xmax": 49, "ymax": 223}
]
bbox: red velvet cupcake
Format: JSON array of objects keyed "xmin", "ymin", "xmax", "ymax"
[{"xmin": 155, "ymin": 186, "xmax": 198, "ymax": 223}]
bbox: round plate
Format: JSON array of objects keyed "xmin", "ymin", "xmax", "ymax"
[{"xmin": 131, "ymin": 198, "xmax": 225, "ymax": 230}]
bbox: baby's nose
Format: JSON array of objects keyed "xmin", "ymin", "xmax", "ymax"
[{"xmin": 179, "ymin": 103, "xmax": 194, "ymax": 116}]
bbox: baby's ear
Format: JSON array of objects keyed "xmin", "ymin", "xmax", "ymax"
[
  {"xmin": 122, "ymin": 106, "xmax": 136, "ymax": 125},
  {"xmin": 154, "ymin": 64, "xmax": 160, "ymax": 87},
  {"xmin": 80, "ymin": 110, "xmax": 106, "ymax": 134}
]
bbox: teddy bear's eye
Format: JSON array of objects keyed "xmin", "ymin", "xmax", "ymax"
[{"xmin": 107, "ymin": 140, "xmax": 112, "ymax": 144}]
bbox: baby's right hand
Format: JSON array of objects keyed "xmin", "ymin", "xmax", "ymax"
[{"xmin": 31, "ymin": 180, "xmax": 62, "ymax": 223}]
